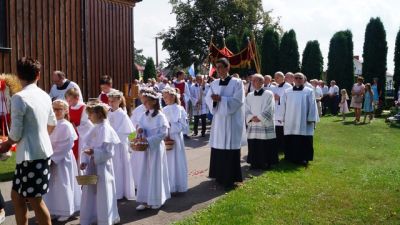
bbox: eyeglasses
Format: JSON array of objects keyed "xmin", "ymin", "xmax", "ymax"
[
  {"xmin": 53, "ymin": 108, "xmax": 65, "ymax": 111},
  {"xmin": 294, "ymin": 77, "xmax": 303, "ymax": 80}
]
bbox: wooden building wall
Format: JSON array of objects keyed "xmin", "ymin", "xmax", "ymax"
[{"xmin": 0, "ymin": 0, "xmax": 134, "ymax": 100}]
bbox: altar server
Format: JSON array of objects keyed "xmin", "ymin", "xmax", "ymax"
[
  {"xmin": 205, "ymin": 58, "xmax": 245, "ymax": 189},
  {"xmin": 276, "ymin": 73, "xmax": 318, "ymax": 166},
  {"xmin": 245, "ymin": 74, "xmax": 277, "ymax": 170},
  {"xmin": 190, "ymin": 75, "xmax": 209, "ymax": 137}
]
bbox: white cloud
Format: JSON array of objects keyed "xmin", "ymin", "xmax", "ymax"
[{"xmin": 134, "ymin": 0, "xmax": 400, "ymax": 73}]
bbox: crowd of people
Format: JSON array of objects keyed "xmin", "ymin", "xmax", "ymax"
[{"xmin": 0, "ymin": 56, "xmax": 383, "ymax": 225}]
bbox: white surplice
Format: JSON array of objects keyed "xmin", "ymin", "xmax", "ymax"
[
  {"xmin": 271, "ymin": 82, "xmax": 292, "ymax": 126},
  {"xmin": 108, "ymin": 108, "xmax": 136, "ymax": 200},
  {"xmin": 190, "ymin": 83, "xmax": 209, "ymax": 116},
  {"xmin": 80, "ymin": 121, "xmax": 120, "ymax": 225},
  {"xmin": 276, "ymin": 86, "xmax": 318, "ymax": 136},
  {"xmin": 205, "ymin": 76, "xmax": 246, "ymax": 150},
  {"xmin": 44, "ymin": 119, "xmax": 81, "ymax": 217},
  {"xmin": 245, "ymin": 89, "xmax": 276, "ymax": 140},
  {"xmin": 162, "ymin": 104, "xmax": 188, "ymax": 193},
  {"xmin": 136, "ymin": 111, "xmax": 171, "ymax": 206},
  {"xmin": 130, "ymin": 104, "xmax": 147, "ymax": 188}
]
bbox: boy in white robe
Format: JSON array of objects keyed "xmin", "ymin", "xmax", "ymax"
[
  {"xmin": 245, "ymin": 74, "xmax": 277, "ymax": 170},
  {"xmin": 162, "ymin": 87, "xmax": 188, "ymax": 193},
  {"xmin": 107, "ymin": 90, "xmax": 136, "ymax": 200},
  {"xmin": 135, "ymin": 89, "xmax": 171, "ymax": 210},
  {"xmin": 80, "ymin": 103, "xmax": 120, "ymax": 225},
  {"xmin": 276, "ymin": 73, "xmax": 318, "ymax": 166},
  {"xmin": 205, "ymin": 58, "xmax": 245, "ymax": 189},
  {"xmin": 190, "ymin": 75, "xmax": 209, "ymax": 137},
  {"xmin": 44, "ymin": 100, "xmax": 81, "ymax": 222}
]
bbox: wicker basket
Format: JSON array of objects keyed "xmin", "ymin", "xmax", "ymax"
[
  {"xmin": 164, "ymin": 138, "xmax": 175, "ymax": 151},
  {"xmin": 76, "ymin": 175, "xmax": 98, "ymax": 185},
  {"xmin": 130, "ymin": 140, "xmax": 148, "ymax": 151}
]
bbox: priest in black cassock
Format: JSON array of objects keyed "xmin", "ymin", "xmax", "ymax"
[
  {"xmin": 245, "ymin": 74, "xmax": 277, "ymax": 170},
  {"xmin": 205, "ymin": 58, "xmax": 245, "ymax": 188},
  {"xmin": 276, "ymin": 72, "xmax": 318, "ymax": 166}
]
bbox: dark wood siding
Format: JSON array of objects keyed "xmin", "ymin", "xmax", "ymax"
[{"xmin": 0, "ymin": 0, "xmax": 134, "ymax": 100}]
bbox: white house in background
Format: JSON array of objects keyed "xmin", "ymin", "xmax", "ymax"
[{"xmin": 353, "ymin": 56, "xmax": 363, "ymax": 76}]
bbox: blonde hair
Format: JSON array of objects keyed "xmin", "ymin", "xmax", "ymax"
[
  {"xmin": 340, "ymin": 89, "xmax": 349, "ymax": 100},
  {"xmin": 52, "ymin": 99, "xmax": 69, "ymax": 120},
  {"xmin": 65, "ymin": 87, "xmax": 80, "ymax": 99}
]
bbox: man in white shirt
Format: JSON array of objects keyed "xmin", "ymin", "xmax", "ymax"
[
  {"xmin": 328, "ymin": 80, "xmax": 340, "ymax": 115},
  {"xmin": 0, "ymin": 57, "xmax": 56, "ymax": 225},
  {"xmin": 319, "ymin": 80, "xmax": 329, "ymax": 115},
  {"xmin": 49, "ymin": 70, "xmax": 83, "ymax": 102}
]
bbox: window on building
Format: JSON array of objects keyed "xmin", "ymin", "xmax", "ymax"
[{"xmin": 0, "ymin": 0, "xmax": 8, "ymax": 48}]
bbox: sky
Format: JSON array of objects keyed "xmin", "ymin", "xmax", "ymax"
[{"xmin": 134, "ymin": 0, "xmax": 400, "ymax": 73}]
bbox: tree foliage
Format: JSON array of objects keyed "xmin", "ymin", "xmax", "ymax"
[
  {"xmin": 279, "ymin": 29, "xmax": 300, "ymax": 73},
  {"xmin": 362, "ymin": 17, "xmax": 388, "ymax": 101},
  {"xmin": 301, "ymin": 40, "xmax": 323, "ymax": 80},
  {"xmin": 143, "ymin": 57, "xmax": 157, "ymax": 82},
  {"xmin": 159, "ymin": 0, "xmax": 281, "ymax": 68},
  {"xmin": 394, "ymin": 28, "xmax": 400, "ymax": 100},
  {"xmin": 134, "ymin": 48, "xmax": 147, "ymax": 66},
  {"xmin": 261, "ymin": 28, "xmax": 280, "ymax": 75},
  {"xmin": 327, "ymin": 30, "xmax": 354, "ymax": 93}
]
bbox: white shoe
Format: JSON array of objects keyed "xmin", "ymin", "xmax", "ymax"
[
  {"xmin": 151, "ymin": 205, "xmax": 162, "ymax": 209},
  {"xmin": 113, "ymin": 217, "xmax": 120, "ymax": 224},
  {"xmin": 136, "ymin": 204, "xmax": 148, "ymax": 211},
  {"xmin": 57, "ymin": 216, "xmax": 70, "ymax": 222}
]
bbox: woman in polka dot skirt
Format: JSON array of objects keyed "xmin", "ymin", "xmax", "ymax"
[
  {"xmin": 43, "ymin": 100, "xmax": 81, "ymax": 222},
  {"xmin": 0, "ymin": 58, "xmax": 57, "ymax": 225}
]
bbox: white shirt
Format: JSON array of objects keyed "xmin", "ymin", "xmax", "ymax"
[
  {"xmin": 328, "ymin": 85, "xmax": 339, "ymax": 96},
  {"xmin": 10, "ymin": 83, "xmax": 57, "ymax": 163},
  {"xmin": 321, "ymin": 85, "xmax": 329, "ymax": 95},
  {"xmin": 49, "ymin": 79, "xmax": 83, "ymax": 102}
]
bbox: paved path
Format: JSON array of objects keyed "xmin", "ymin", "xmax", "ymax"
[{"xmin": 1, "ymin": 134, "xmax": 256, "ymax": 225}]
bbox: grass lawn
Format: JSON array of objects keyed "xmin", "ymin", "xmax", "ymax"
[
  {"xmin": 176, "ymin": 116, "xmax": 400, "ymax": 225},
  {"xmin": 0, "ymin": 153, "xmax": 16, "ymax": 181}
]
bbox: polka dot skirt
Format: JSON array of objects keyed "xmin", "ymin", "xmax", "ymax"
[{"xmin": 12, "ymin": 158, "xmax": 51, "ymax": 198}]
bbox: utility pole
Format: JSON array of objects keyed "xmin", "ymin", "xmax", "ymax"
[{"xmin": 155, "ymin": 37, "xmax": 159, "ymax": 67}]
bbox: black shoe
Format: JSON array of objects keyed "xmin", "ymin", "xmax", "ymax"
[
  {"xmin": 184, "ymin": 134, "xmax": 190, "ymax": 139},
  {"xmin": 201, "ymin": 133, "xmax": 205, "ymax": 137},
  {"xmin": 192, "ymin": 133, "xmax": 198, "ymax": 136}
]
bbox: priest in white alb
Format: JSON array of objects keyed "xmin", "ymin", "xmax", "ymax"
[
  {"xmin": 206, "ymin": 58, "xmax": 245, "ymax": 189},
  {"xmin": 245, "ymin": 74, "xmax": 277, "ymax": 170},
  {"xmin": 276, "ymin": 72, "xmax": 318, "ymax": 166}
]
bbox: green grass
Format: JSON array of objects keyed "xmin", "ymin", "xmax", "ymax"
[
  {"xmin": 175, "ymin": 116, "xmax": 400, "ymax": 225},
  {"xmin": 0, "ymin": 153, "xmax": 16, "ymax": 181}
]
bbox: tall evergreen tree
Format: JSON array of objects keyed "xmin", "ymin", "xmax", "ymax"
[
  {"xmin": 225, "ymin": 34, "xmax": 240, "ymax": 54},
  {"xmin": 279, "ymin": 29, "xmax": 300, "ymax": 73},
  {"xmin": 301, "ymin": 40, "xmax": 323, "ymax": 80},
  {"xmin": 143, "ymin": 57, "xmax": 157, "ymax": 82},
  {"xmin": 394, "ymin": 28, "xmax": 400, "ymax": 100},
  {"xmin": 362, "ymin": 17, "xmax": 388, "ymax": 102},
  {"xmin": 261, "ymin": 28, "xmax": 280, "ymax": 75},
  {"xmin": 327, "ymin": 30, "xmax": 354, "ymax": 94}
]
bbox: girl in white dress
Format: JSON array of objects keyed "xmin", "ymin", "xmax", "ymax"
[
  {"xmin": 44, "ymin": 100, "xmax": 81, "ymax": 222},
  {"xmin": 339, "ymin": 89, "xmax": 350, "ymax": 120},
  {"xmin": 107, "ymin": 90, "xmax": 136, "ymax": 200},
  {"xmin": 135, "ymin": 89, "xmax": 171, "ymax": 210},
  {"xmin": 162, "ymin": 87, "xmax": 188, "ymax": 193},
  {"xmin": 80, "ymin": 103, "xmax": 120, "ymax": 225},
  {"xmin": 130, "ymin": 88, "xmax": 149, "ymax": 188}
]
